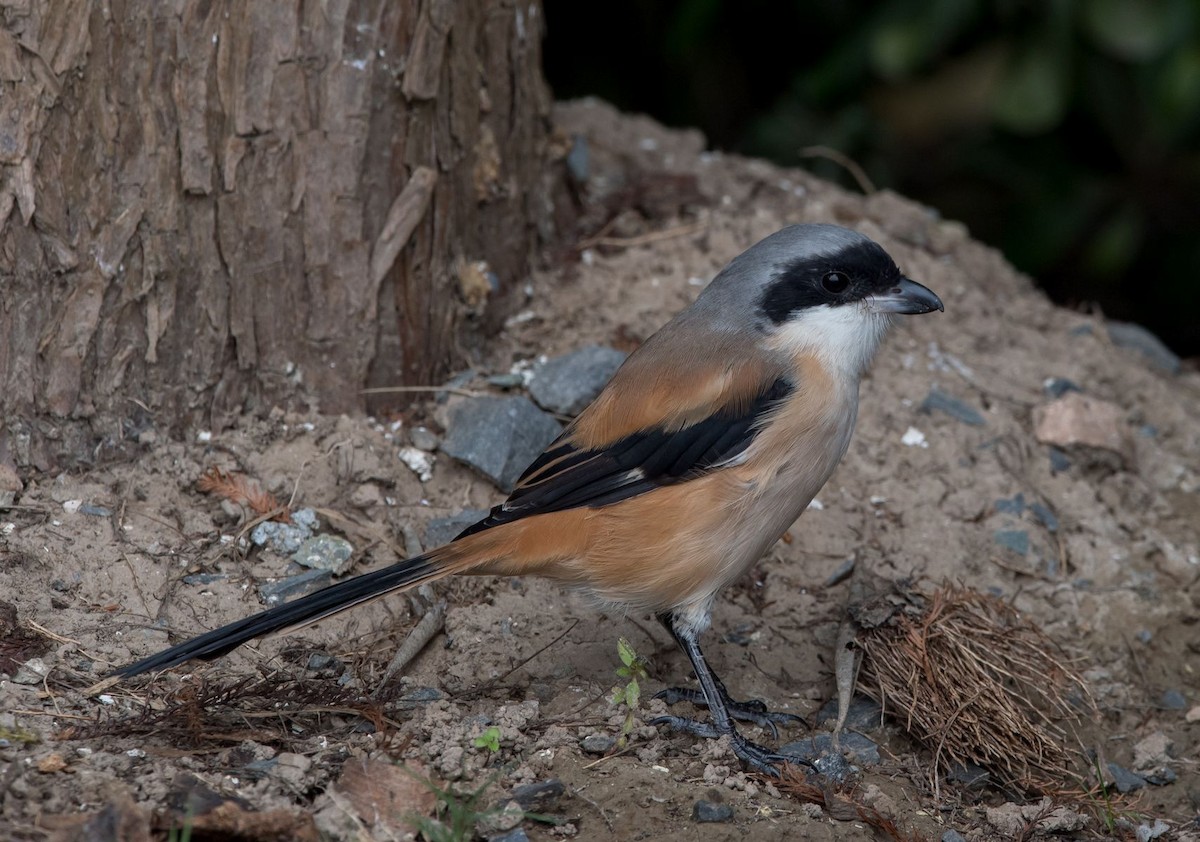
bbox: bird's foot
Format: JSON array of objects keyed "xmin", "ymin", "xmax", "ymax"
[
  {"xmin": 655, "ymin": 686, "xmax": 806, "ymax": 739},
  {"xmin": 648, "ymin": 714, "xmax": 801, "ymax": 777}
]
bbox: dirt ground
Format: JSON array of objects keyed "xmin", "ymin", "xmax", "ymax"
[{"xmin": 2, "ymin": 99, "xmax": 1198, "ymax": 841}]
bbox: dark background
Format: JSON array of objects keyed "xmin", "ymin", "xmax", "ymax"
[{"xmin": 544, "ymin": 0, "xmax": 1200, "ymax": 359}]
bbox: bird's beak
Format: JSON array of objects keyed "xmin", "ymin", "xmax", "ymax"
[{"xmin": 866, "ymin": 277, "xmax": 944, "ymax": 315}]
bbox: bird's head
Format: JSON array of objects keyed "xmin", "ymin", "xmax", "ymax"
[{"xmin": 700, "ymin": 224, "xmax": 943, "ymax": 377}]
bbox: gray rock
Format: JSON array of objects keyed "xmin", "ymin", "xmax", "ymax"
[
  {"xmin": 1048, "ymin": 447, "xmax": 1072, "ymax": 473},
  {"xmin": 580, "ymin": 734, "xmax": 616, "ymax": 754},
  {"xmin": 441, "ymin": 396, "xmax": 562, "ymax": 491},
  {"xmin": 1142, "ymin": 766, "xmax": 1177, "ymax": 786},
  {"xmin": 942, "ymin": 832, "xmax": 968, "ymax": 842},
  {"xmin": 409, "ymin": 425, "xmax": 441, "ymax": 451},
  {"xmin": 511, "ymin": 779, "xmax": 563, "ymax": 810},
  {"xmin": 488, "ymin": 830, "xmax": 530, "ymax": 842},
  {"xmin": 1160, "ymin": 688, "xmax": 1187, "ymax": 710},
  {"xmin": 780, "ymin": 731, "xmax": 879, "ymax": 767},
  {"xmin": 1030, "ymin": 502, "xmax": 1059, "ymax": 532},
  {"xmin": 566, "ymin": 134, "xmax": 589, "ymax": 183},
  {"xmin": 292, "ymin": 534, "xmax": 355, "ymax": 575},
  {"xmin": 993, "ymin": 493, "xmax": 1025, "ymax": 515},
  {"xmin": 919, "ymin": 388, "xmax": 985, "ymax": 426},
  {"xmin": 1043, "ymin": 377, "xmax": 1082, "ymax": 398},
  {"xmin": 692, "ymin": 800, "xmax": 734, "ymax": 823},
  {"xmin": 437, "ymin": 369, "xmax": 477, "ymax": 403},
  {"xmin": 1134, "ymin": 819, "xmax": 1171, "ymax": 842},
  {"xmin": 477, "ymin": 800, "xmax": 524, "ymax": 835},
  {"xmin": 306, "ymin": 652, "xmax": 338, "ymax": 670},
  {"xmin": 251, "ymin": 509, "xmax": 318, "ymax": 555},
  {"xmin": 947, "ymin": 761, "xmax": 990, "ymax": 789},
  {"xmin": 1107, "ymin": 321, "xmax": 1181, "ymax": 374},
  {"xmin": 815, "ymin": 695, "xmax": 883, "ymax": 731},
  {"xmin": 259, "ymin": 569, "xmax": 332, "ymax": 605},
  {"xmin": 487, "ymin": 373, "xmax": 527, "ymax": 389},
  {"xmin": 425, "ymin": 509, "xmax": 490, "ymax": 549},
  {"xmin": 12, "ymin": 657, "xmax": 51, "ymax": 685},
  {"xmin": 395, "ymin": 687, "xmax": 446, "ymax": 708},
  {"xmin": 528, "ymin": 346, "xmax": 627, "ymax": 416},
  {"xmin": 993, "ymin": 529, "xmax": 1030, "ymax": 556},
  {"xmin": 182, "ymin": 572, "xmax": 228, "ymax": 586},
  {"xmin": 824, "ymin": 557, "xmax": 856, "ymax": 587},
  {"xmin": 1107, "ymin": 762, "xmax": 1147, "ymax": 793}
]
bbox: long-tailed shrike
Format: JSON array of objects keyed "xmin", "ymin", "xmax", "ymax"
[{"xmin": 115, "ymin": 223, "xmax": 943, "ymax": 774}]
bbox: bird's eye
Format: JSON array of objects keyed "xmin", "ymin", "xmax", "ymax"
[{"xmin": 821, "ymin": 271, "xmax": 850, "ymax": 294}]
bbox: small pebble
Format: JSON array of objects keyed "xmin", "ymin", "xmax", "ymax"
[
  {"xmin": 1107, "ymin": 763, "xmax": 1146, "ymax": 793},
  {"xmin": 1107, "ymin": 321, "xmax": 1181, "ymax": 374},
  {"xmin": 259, "ymin": 569, "xmax": 332, "ymax": 605},
  {"xmin": 409, "ymin": 426, "xmax": 441, "ymax": 451},
  {"xmin": 1048, "ymin": 447, "xmax": 1072, "ymax": 473},
  {"xmin": 292, "ymin": 534, "xmax": 355, "ymax": 575},
  {"xmin": 942, "ymin": 831, "xmax": 968, "ymax": 842},
  {"xmin": 1160, "ymin": 689, "xmax": 1187, "ymax": 710},
  {"xmin": 12, "ymin": 657, "xmax": 51, "ymax": 685},
  {"xmin": 815, "ymin": 695, "xmax": 882, "ymax": 731},
  {"xmin": 1042, "ymin": 377, "xmax": 1082, "ymax": 398},
  {"xmin": 395, "ymin": 687, "xmax": 445, "ymax": 708},
  {"xmin": 780, "ymin": 731, "xmax": 879, "ymax": 766},
  {"xmin": 488, "ymin": 830, "xmax": 530, "ymax": 842},
  {"xmin": 946, "ymin": 761, "xmax": 990, "ymax": 789},
  {"xmin": 993, "ymin": 529, "xmax": 1030, "ymax": 556},
  {"xmin": 824, "ymin": 557, "xmax": 856, "ymax": 587},
  {"xmin": 511, "ymin": 779, "xmax": 564, "ymax": 810},
  {"xmin": 580, "ymin": 734, "xmax": 616, "ymax": 754},
  {"xmin": 993, "ymin": 493, "xmax": 1025, "ymax": 515},
  {"xmin": 1029, "ymin": 502, "xmax": 1059, "ymax": 532},
  {"xmin": 1142, "ymin": 767, "xmax": 1177, "ymax": 786},
  {"xmin": 919, "ymin": 388, "xmax": 985, "ymax": 426},
  {"xmin": 182, "ymin": 572, "xmax": 228, "ymax": 586},
  {"xmin": 692, "ymin": 800, "xmax": 734, "ymax": 823}
]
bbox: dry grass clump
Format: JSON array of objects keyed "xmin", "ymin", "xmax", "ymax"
[{"xmin": 855, "ymin": 583, "xmax": 1094, "ymax": 795}]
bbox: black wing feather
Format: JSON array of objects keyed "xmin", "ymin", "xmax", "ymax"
[{"xmin": 456, "ymin": 377, "xmax": 792, "ymax": 539}]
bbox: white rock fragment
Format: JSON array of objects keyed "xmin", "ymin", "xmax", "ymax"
[
  {"xmin": 398, "ymin": 446, "xmax": 434, "ymax": 482},
  {"xmin": 196, "ymin": 430, "xmax": 213, "ymax": 443},
  {"xmin": 901, "ymin": 427, "xmax": 928, "ymax": 448},
  {"xmin": 62, "ymin": 499, "xmax": 83, "ymax": 513}
]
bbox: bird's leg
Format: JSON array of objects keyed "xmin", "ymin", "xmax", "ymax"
[{"xmin": 649, "ymin": 612, "xmax": 794, "ymax": 776}]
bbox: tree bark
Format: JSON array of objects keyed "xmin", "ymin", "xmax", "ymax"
[{"xmin": 0, "ymin": 0, "xmax": 552, "ymax": 471}]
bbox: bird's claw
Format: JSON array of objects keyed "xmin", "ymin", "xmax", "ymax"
[
  {"xmin": 654, "ymin": 686, "xmax": 806, "ymax": 740},
  {"xmin": 649, "ymin": 714, "xmax": 794, "ymax": 776}
]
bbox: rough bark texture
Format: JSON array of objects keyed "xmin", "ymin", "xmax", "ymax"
[{"xmin": 0, "ymin": 0, "xmax": 552, "ymax": 471}]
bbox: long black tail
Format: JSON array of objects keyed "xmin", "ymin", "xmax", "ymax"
[{"xmin": 114, "ymin": 552, "xmax": 446, "ymax": 678}]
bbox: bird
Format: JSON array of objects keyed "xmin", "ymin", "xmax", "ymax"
[{"xmin": 114, "ymin": 223, "xmax": 943, "ymax": 774}]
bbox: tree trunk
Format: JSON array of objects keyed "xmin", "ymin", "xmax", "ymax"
[{"xmin": 0, "ymin": 0, "xmax": 552, "ymax": 471}]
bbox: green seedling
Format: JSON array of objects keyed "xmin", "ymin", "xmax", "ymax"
[
  {"xmin": 610, "ymin": 637, "xmax": 649, "ymax": 748},
  {"xmin": 473, "ymin": 725, "xmax": 502, "ymax": 754}
]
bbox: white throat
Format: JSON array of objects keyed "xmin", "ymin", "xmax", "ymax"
[{"xmin": 769, "ymin": 303, "xmax": 892, "ymax": 379}]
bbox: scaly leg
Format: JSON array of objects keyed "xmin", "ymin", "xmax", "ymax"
[{"xmin": 648, "ymin": 612, "xmax": 799, "ymax": 776}]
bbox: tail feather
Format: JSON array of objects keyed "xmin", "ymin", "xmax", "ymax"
[{"xmin": 115, "ymin": 550, "xmax": 453, "ymax": 678}]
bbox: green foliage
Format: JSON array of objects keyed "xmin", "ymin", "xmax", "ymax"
[
  {"xmin": 610, "ymin": 637, "xmax": 650, "ymax": 749},
  {"xmin": 473, "ymin": 725, "xmax": 502, "ymax": 754},
  {"xmin": 412, "ymin": 773, "xmax": 500, "ymax": 842}
]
